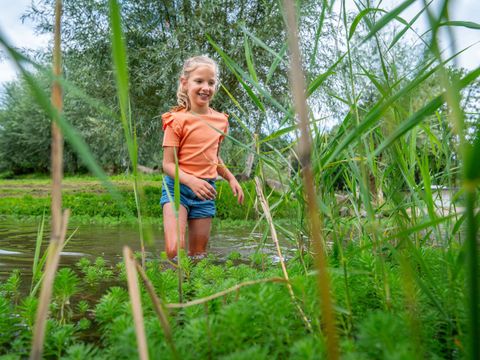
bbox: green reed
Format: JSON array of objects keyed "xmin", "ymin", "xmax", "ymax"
[{"xmin": 209, "ymin": 0, "xmax": 478, "ymax": 358}]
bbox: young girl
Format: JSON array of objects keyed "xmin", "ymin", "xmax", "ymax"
[{"xmin": 160, "ymin": 55, "xmax": 244, "ymax": 259}]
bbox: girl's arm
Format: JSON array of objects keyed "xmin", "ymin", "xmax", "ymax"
[
  {"xmin": 162, "ymin": 146, "xmax": 216, "ymax": 201},
  {"xmin": 217, "ymin": 157, "xmax": 244, "ymax": 204}
]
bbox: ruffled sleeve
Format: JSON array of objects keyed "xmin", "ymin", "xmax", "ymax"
[
  {"xmin": 161, "ymin": 112, "xmax": 183, "ymax": 146},
  {"xmin": 162, "ymin": 112, "xmax": 183, "ymax": 136}
]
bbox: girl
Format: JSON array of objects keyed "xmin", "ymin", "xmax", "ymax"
[{"xmin": 161, "ymin": 55, "xmax": 244, "ymax": 259}]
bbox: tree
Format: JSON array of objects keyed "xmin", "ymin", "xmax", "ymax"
[{"xmin": 15, "ymin": 0, "xmax": 298, "ymax": 174}]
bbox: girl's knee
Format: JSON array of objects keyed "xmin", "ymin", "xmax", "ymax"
[{"xmin": 166, "ymin": 248, "xmax": 177, "ymax": 259}]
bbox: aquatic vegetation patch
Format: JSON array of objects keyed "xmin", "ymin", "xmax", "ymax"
[{"xmin": 0, "ymin": 242, "xmax": 469, "ymax": 358}]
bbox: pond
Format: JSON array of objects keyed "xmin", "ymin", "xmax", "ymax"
[{"xmin": 0, "ymin": 218, "xmax": 293, "ymax": 285}]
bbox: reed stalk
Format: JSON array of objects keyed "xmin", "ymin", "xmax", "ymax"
[
  {"xmin": 166, "ymin": 277, "xmax": 288, "ymax": 309},
  {"xmin": 50, "ymin": 0, "xmax": 63, "ymax": 241},
  {"xmin": 123, "ymin": 246, "xmax": 149, "ymax": 360},
  {"xmin": 254, "ymin": 176, "xmax": 312, "ymax": 331},
  {"xmin": 30, "ymin": 2, "xmax": 69, "ymax": 358},
  {"xmin": 135, "ymin": 261, "xmax": 178, "ymax": 360},
  {"xmin": 282, "ymin": 1, "xmax": 339, "ymax": 358}
]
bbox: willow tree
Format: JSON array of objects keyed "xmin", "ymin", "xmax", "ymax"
[{"xmin": 17, "ymin": 0, "xmax": 311, "ymax": 174}]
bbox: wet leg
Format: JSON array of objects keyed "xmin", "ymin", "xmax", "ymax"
[
  {"xmin": 163, "ymin": 203, "xmax": 188, "ymax": 259},
  {"xmin": 187, "ymin": 217, "xmax": 212, "ymax": 257}
]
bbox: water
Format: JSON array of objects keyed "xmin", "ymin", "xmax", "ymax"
[{"xmin": 0, "ymin": 218, "xmax": 291, "ymax": 283}]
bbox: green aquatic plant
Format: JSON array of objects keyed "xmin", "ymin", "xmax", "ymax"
[
  {"xmin": 355, "ymin": 311, "xmax": 415, "ymax": 359},
  {"xmin": 63, "ymin": 343, "xmax": 102, "ymax": 360},
  {"xmin": 0, "ymin": 241, "xmax": 474, "ymax": 358},
  {"xmin": 76, "ymin": 300, "xmax": 89, "ymax": 315},
  {"xmin": 95, "ymin": 287, "xmax": 130, "ymax": 331},
  {"xmin": 77, "ymin": 256, "xmax": 115, "ymax": 286},
  {"xmin": 0, "ymin": 0, "xmax": 478, "ymax": 358},
  {"xmin": 18, "ymin": 295, "xmax": 39, "ymax": 330},
  {"xmin": 43, "ymin": 320, "xmax": 77, "ymax": 359},
  {"xmin": 53, "ymin": 268, "xmax": 80, "ymax": 323},
  {"xmin": 0, "ymin": 297, "xmax": 19, "ymax": 352},
  {"xmin": 0, "ymin": 269, "xmax": 21, "ymax": 304}
]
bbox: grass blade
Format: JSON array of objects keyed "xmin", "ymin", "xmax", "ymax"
[{"xmin": 362, "ymin": 0, "xmax": 416, "ymax": 43}]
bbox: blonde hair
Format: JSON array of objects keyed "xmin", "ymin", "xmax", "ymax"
[{"xmin": 172, "ymin": 55, "xmax": 219, "ymax": 111}]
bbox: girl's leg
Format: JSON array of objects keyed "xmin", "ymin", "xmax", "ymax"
[
  {"xmin": 187, "ymin": 217, "xmax": 212, "ymax": 256},
  {"xmin": 163, "ymin": 203, "xmax": 188, "ymax": 259}
]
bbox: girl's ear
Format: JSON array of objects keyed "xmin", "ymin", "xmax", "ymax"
[{"xmin": 180, "ymin": 76, "xmax": 187, "ymax": 90}]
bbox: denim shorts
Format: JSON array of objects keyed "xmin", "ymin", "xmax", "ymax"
[{"xmin": 160, "ymin": 175, "xmax": 216, "ymax": 219}]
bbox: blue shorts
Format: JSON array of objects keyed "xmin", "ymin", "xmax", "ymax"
[{"xmin": 160, "ymin": 175, "xmax": 216, "ymax": 219}]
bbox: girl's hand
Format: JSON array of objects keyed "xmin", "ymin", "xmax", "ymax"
[
  {"xmin": 187, "ymin": 177, "xmax": 217, "ymax": 201},
  {"xmin": 229, "ymin": 178, "xmax": 244, "ymax": 205}
]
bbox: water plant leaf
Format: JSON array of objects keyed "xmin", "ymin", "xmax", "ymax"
[
  {"xmin": 267, "ymin": 43, "xmax": 288, "ymax": 84},
  {"xmin": 386, "ymin": 214, "xmax": 456, "ymax": 241},
  {"xmin": 306, "ymin": 52, "xmax": 346, "ymax": 98},
  {"xmin": 239, "ymin": 24, "xmax": 286, "ymax": 64},
  {"xmin": 31, "ymin": 211, "xmax": 46, "ymax": 292},
  {"xmin": 362, "ymin": 0, "xmax": 416, "ymax": 43},
  {"xmin": 207, "ymin": 34, "xmax": 289, "ymax": 114},
  {"xmin": 349, "ymin": 8, "xmax": 389, "ymax": 40},
  {"xmin": 439, "ymin": 20, "xmax": 480, "ymax": 30},
  {"xmin": 374, "ymin": 66, "xmax": 480, "ymax": 157},
  {"xmin": 464, "ymin": 130, "xmax": 480, "ymax": 182},
  {"xmin": 388, "ymin": 0, "xmax": 433, "ymax": 51},
  {"xmin": 244, "ymin": 36, "xmax": 259, "ymax": 84},
  {"xmin": 310, "ymin": 0, "xmax": 328, "ymax": 68}
]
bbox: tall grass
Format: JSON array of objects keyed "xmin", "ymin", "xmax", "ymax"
[{"xmin": 211, "ymin": 0, "xmax": 478, "ymax": 358}]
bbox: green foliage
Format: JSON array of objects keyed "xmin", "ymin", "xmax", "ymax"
[
  {"xmin": 0, "ymin": 239, "xmax": 473, "ymax": 358},
  {"xmin": 54, "ymin": 268, "xmax": 81, "ymax": 322},
  {"xmin": 0, "ymin": 179, "xmax": 292, "ymax": 220},
  {"xmin": 63, "ymin": 343, "xmax": 103, "ymax": 360},
  {"xmin": 77, "ymin": 257, "xmax": 115, "ymax": 286},
  {"xmin": 0, "ymin": 297, "xmax": 19, "ymax": 352},
  {"xmin": 95, "ymin": 287, "xmax": 129, "ymax": 329},
  {"xmin": 0, "ymin": 0, "xmax": 301, "ymax": 175},
  {"xmin": 43, "ymin": 320, "xmax": 77, "ymax": 359},
  {"xmin": 355, "ymin": 311, "xmax": 415, "ymax": 359},
  {"xmin": 0, "ymin": 270, "xmax": 21, "ymax": 301}
]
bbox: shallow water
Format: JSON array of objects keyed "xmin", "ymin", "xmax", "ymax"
[{"xmin": 0, "ymin": 218, "xmax": 291, "ymax": 283}]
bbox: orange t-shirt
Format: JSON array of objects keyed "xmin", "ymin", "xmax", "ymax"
[{"xmin": 162, "ymin": 108, "xmax": 228, "ymax": 179}]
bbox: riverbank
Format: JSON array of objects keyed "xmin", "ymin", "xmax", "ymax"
[{"xmin": 0, "ymin": 175, "xmax": 292, "ymax": 222}]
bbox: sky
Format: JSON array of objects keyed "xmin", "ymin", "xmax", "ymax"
[
  {"xmin": 0, "ymin": 0, "xmax": 50, "ymax": 87},
  {"xmin": 0, "ymin": 0, "xmax": 479, "ymax": 92}
]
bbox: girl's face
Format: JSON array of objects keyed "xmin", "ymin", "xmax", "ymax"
[{"xmin": 181, "ymin": 65, "xmax": 217, "ymax": 113}]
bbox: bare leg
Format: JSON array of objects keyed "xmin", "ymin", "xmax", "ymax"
[
  {"xmin": 188, "ymin": 217, "xmax": 212, "ymax": 256},
  {"xmin": 163, "ymin": 203, "xmax": 188, "ymax": 259}
]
